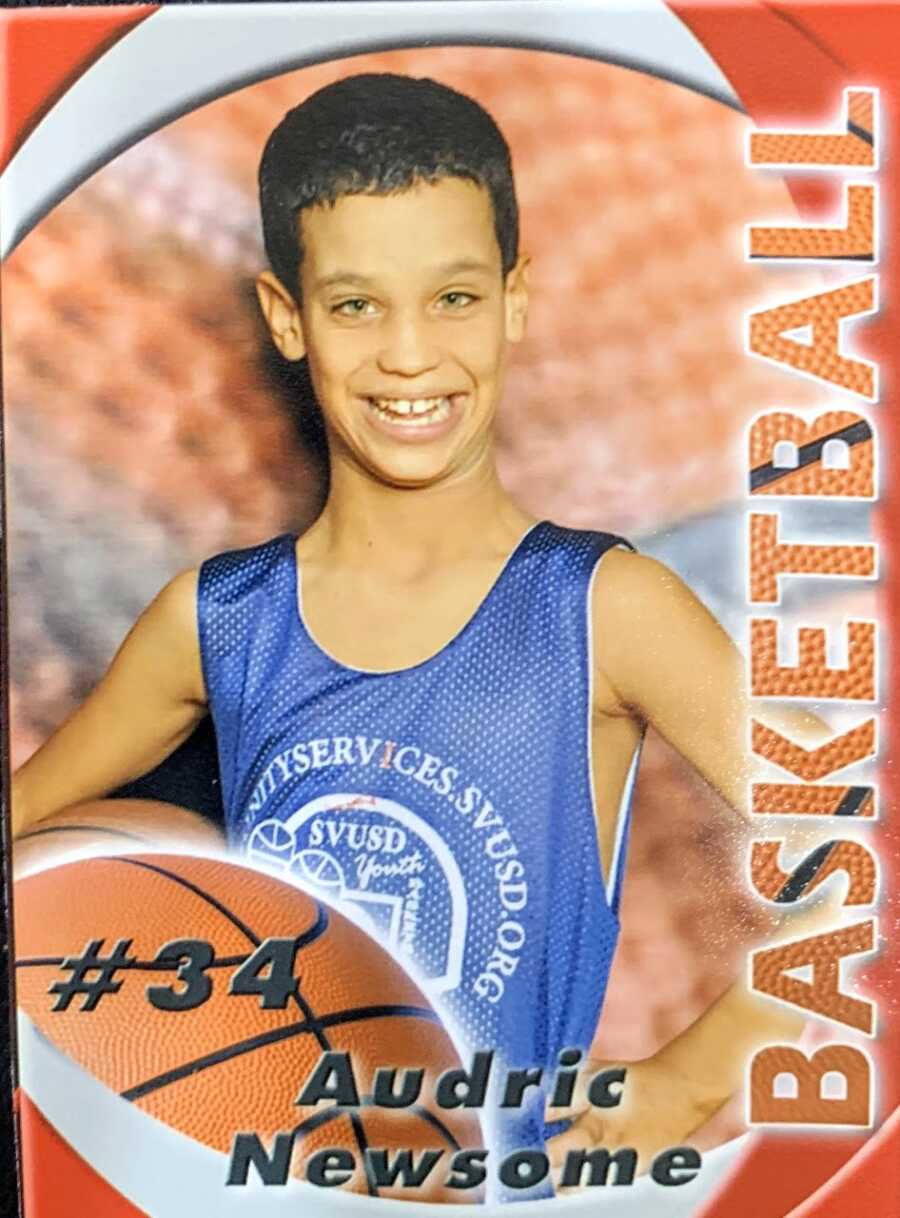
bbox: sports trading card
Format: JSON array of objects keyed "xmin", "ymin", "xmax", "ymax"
[{"xmin": 1, "ymin": 3, "xmax": 898, "ymax": 1216}]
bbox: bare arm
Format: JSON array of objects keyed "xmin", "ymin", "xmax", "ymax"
[
  {"xmin": 548, "ymin": 551, "xmax": 840, "ymax": 1170},
  {"xmin": 10, "ymin": 569, "xmax": 207, "ymax": 837},
  {"xmin": 594, "ymin": 549, "xmax": 842, "ymax": 932},
  {"xmin": 593, "ymin": 549, "xmax": 829, "ymax": 817},
  {"xmin": 597, "ymin": 549, "xmax": 841, "ymax": 975}
]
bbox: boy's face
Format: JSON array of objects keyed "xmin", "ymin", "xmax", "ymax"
[{"xmin": 257, "ymin": 177, "xmax": 528, "ymax": 490}]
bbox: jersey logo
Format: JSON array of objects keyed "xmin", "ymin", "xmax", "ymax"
[{"xmin": 247, "ymin": 793, "xmax": 468, "ymax": 993}]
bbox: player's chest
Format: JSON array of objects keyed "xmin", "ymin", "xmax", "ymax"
[{"xmin": 298, "ymin": 565, "xmax": 506, "ymax": 672}]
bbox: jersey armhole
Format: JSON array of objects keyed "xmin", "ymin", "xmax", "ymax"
[
  {"xmin": 195, "ymin": 558, "xmax": 216, "ymax": 714},
  {"xmin": 586, "ymin": 538, "xmax": 641, "ymax": 907}
]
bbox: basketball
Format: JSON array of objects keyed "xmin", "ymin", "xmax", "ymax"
[
  {"xmin": 12, "ymin": 799, "xmax": 224, "ymax": 878},
  {"xmin": 14, "ymin": 853, "xmax": 481, "ymax": 1202}
]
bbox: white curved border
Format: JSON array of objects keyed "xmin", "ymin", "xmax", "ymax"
[
  {"xmin": 0, "ymin": 0, "xmax": 739, "ymax": 258},
  {"xmin": 8, "ymin": 5, "xmax": 746, "ymax": 1212},
  {"xmin": 18, "ymin": 1010, "xmax": 747, "ymax": 1217}
]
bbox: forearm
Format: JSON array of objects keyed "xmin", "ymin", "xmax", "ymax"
[
  {"xmin": 10, "ymin": 569, "xmax": 207, "ymax": 839},
  {"xmin": 11, "ymin": 694, "xmax": 206, "ymax": 837},
  {"xmin": 651, "ymin": 976, "xmax": 806, "ymax": 1121},
  {"xmin": 10, "ymin": 729, "xmax": 104, "ymax": 837}
]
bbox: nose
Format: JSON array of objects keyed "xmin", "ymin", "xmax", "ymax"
[{"xmin": 376, "ymin": 310, "xmax": 440, "ymax": 378}]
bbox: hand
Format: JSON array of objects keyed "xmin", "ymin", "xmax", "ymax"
[{"xmin": 545, "ymin": 1053, "xmax": 727, "ymax": 1190}]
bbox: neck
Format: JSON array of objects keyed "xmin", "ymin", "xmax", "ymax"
[{"xmin": 306, "ymin": 447, "xmax": 536, "ymax": 575}]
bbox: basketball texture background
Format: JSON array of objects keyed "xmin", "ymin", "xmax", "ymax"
[{"xmin": 1, "ymin": 47, "xmax": 881, "ymax": 1155}]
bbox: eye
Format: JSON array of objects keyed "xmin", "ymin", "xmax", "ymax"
[
  {"xmin": 332, "ymin": 298, "xmax": 374, "ymax": 317},
  {"xmin": 439, "ymin": 290, "xmax": 477, "ymax": 310}
]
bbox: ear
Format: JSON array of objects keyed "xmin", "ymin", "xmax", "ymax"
[
  {"xmin": 255, "ymin": 270, "xmax": 306, "ymax": 361},
  {"xmin": 504, "ymin": 254, "xmax": 530, "ymax": 344}
]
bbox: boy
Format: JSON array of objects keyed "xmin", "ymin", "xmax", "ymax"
[{"xmin": 12, "ymin": 74, "xmax": 811, "ymax": 1197}]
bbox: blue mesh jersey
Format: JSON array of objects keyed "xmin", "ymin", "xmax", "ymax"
[{"xmin": 198, "ymin": 520, "xmax": 644, "ymax": 1200}]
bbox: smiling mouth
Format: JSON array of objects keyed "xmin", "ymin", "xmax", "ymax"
[{"xmin": 365, "ymin": 394, "xmax": 460, "ymax": 426}]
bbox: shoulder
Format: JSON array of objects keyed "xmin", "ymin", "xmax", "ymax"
[
  {"xmin": 590, "ymin": 548, "xmax": 716, "ymax": 664},
  {"xmin": 590, "ymin": 547, "xmax": 737, "ymax": 711},
  {"xmin": 592, "ymin": 548, "xmax": 693, "ymax": 612},
  {"xmin": 141, "ymin": 568, "xmax": 201, "ymax": 650},
  {"xmin": 198, "ymin": 534, "xmax": 293, "ymax": 601},
  {"xmin": 147, "ymin": 567, "xmax": 199, "ymax": 622},
  {"xmin": 111, "ymin": 568, "xmax": 204, "ymax": 701},
  {"xmin": 142, "ymin": 532, "xmax": 290, "ymax": 644},
  {"xmin": 539, "ymin": 525, "xmax": 685, "ymax": 632},
  {"xmin": 200, "ymin": 534, "xmax": 292, "ymax": 573}
]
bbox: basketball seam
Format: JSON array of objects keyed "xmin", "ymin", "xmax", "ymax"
[
  {"xmin": 101, "ymin": 856, "xmax": 423, "ymax": 1194},
  {"xmin": 16, "ymin": 953, "xmax": 251, "ymax": 971},
  {"xmin": 351, "ymin": 1110, "xmax": 377, "ymax": 1197},
  {"xmin": 291, "ymin": 1097, "xmax": 462, "ymax": 1154},
  {"xmin": 17, "ymin": 824, "xmax": 150, "ymax": 843},
  {"xmin": 292, "ymin": 1105, "xmax": 347, "ymax": 1140},
  {"xmin": 108, "ymin": 857, "xmax": 264, "ymax": 946},
  {"xmin": 404, "ymin": 1104, "xmax": 462, "ymax": 1154},
  {"xmin": 359, "ymin": 1095, "xmax": 462, "ymax": 1154},
  {"xmin": 120, "ymin": 1004, "xmax": 439, "ymax": 1100}
]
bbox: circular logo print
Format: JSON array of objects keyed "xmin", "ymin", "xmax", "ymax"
[{"xmin": 245, "ymin": 794, "xmax": 467, "ymax": 993}]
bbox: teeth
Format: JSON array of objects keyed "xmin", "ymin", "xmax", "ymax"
[{"xmin": 368, "ymin": 396, "xmax": 453, "ymax": 426}]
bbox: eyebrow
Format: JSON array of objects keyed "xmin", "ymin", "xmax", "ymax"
[
  {"xmin": 313, "ymin": 259, "xmax": 496, "ymax": 291},
  {"xmin": 314, "ymin": 271, "xmax": 375, "ymax": 290},
  {"xmin": 435, "ymin": 258, "xmax": 496, "ymax": 277}
]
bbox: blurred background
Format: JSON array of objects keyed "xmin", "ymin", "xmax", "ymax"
[{"xmin": 2, "ymin": 47, "xmax": 879, "ymax": 1148}]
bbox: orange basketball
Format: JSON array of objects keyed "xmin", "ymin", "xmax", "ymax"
[
  {"xmin": 14, "ymin": 853, "xmax": 480, "ymax": 1202},
  {"xmin": 12, "ymin": 799, "xmax": 224, "ymax": 878}
]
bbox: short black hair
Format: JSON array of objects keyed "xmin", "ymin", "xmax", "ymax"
[{"xmin": 259, "ymin": 73, "xmax": 519, "ymax": 300}]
